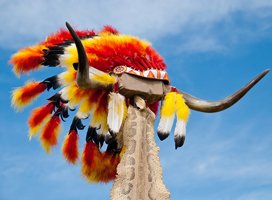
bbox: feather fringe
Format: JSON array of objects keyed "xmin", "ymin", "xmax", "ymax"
[
  {"xmin": 28, "ymin": 103, "xmax": 54, "ymax": 140},
  {"xmin": 40, "ymin": 115, "xmax": 61, "ymax": 154},
  {"xmin": 11, "ymin": 80, "xmax": 47, "ymax": 111},
  {"xmin": 157, "ymin": 92, "xmax": 176, "ymax": 140},
  {"xmin": 62, "ymin": 130, "xmax": 80, "ymax": 165}
]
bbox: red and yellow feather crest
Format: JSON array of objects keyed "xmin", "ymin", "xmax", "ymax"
[{"xmin": 10, "ymin": 24, "xmax": 167, "ymax": 183}]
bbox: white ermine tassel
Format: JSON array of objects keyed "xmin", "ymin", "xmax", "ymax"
[
  {"xmin": 157, "ymin": 92, "xmax": 176, "ymax": 140},
  {"xmin": 107, "ymin": 92, "xmax": 126, "ymax": 138},
  {"xmin": 174, "ymin": 94, "xmax": 190, "ymax": 149}
]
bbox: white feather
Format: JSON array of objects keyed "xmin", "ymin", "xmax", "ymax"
[
  {"xmin": 157, "ymin": 114, "xmax": 175, "ymax": 134},
  {"xmin": 174, "ymin": 119, "xmax": 186, "ymax": 139},
  {"xmin": 107, "ymin": 92, "xmax": 125, "ymax": 135}
]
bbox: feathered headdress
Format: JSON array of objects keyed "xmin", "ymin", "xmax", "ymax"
[
  {"xmin": 10, "ymin": 21, "xmax": 268, "ymax": 184},
  {"xmin": 10, "ymin": 23, "xmax": 184, "ymax": 183}
]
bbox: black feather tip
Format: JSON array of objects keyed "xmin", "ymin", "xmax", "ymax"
[
  {"xmin": 157, "ymin": 131, "xmax": 170, "ymax": 141},
  {"xmin": 174, "ymin": 135, "xmax": 185, "ymax": 149}
]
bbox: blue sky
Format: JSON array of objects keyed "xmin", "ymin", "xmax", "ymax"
[{"xmin": 1, "ymin": 0, "xmax": 272, "ymax": 199}]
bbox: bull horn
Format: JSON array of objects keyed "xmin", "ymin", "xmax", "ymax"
[
  {"xmin": 177, "ymin": 69, "xmax": 270, "ymax": 113},
  {"xmin": 65, "ymin": 22, "xmax": 112, "ymax": 90}
]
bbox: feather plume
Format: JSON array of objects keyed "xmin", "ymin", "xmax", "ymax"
[
  {"xmin": 81, "ymin": 140, "xmax": 123, "ymax": 183},
  {"xmin": 97, "ymin": 151, "xmax": 119, "ymax": 183},
  {"xmin": 81, "ymin": 140, "xmax": 102, "ymax": 183},
  {"xmin": 10, "ymin": 44, "xmax": 46, "ymax": 76},
  {"xmin": 62, "ymin": 130, "xmax": 80, "ymax": 165},
  {"xmin": 11, "ymin": 81, "xmax": 47, "ymax": 111},
  {"xmin": 157, "ymin": 92, "xmax": 176, "ymax": 140},
  {"xmin": 40, "ymin": 27, "xmax": 95, "ymax": 47},
  {"xmin": 174, "ymin": 94, "xmax": 190, "ymax": 149},
  {"xmin": 28, "ymin": 103, "xmax": 54, "ymax": 140},
  {"xmin": 107, "ymin": 92, "xmax": 126, "ymax": 137},
  {"xmin": 40, "ymin": 115, "xmax": 61, "ymax": 154}
]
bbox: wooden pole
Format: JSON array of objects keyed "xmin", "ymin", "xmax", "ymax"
[{"xmin": 110, "ymin": 96, "xmax": 170, "ymax": 200}]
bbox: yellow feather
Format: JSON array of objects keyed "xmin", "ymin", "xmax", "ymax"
[
  {"xmin": 92, "ymin": 73, "xmax": 116, "ymax": 85},
  {"xmin": 176, "ymin": 94, "xmax": 190, "ymax": 121},
  {"xmin": 161, "ymin": 92, "xmax": 176, "ymax": 117}
]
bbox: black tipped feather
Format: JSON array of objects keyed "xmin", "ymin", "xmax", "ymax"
[
  {"xmin": 174, "ymin": 135, "xmax": 185, "ymax": 149},
  {"xmin": 106, "ymin": 140, "xmax": 118, "ymax": 152},
  {"xmin": 43, "ymin": 75, "xmax": 62, "ymax": 91},
  {"xmin": 43, "ymin": 60, "xmax": 60, "ymax": 67},
  {"xmin": 70, "ymin": 117, "xmax": 85, "ymax": 131},
  {"xmin": 86, "ymin": 126, "xmax": 99, "ymax": 144},
  {"xmin": 99, "ymin": 136, "xmax": 104, "ymax": 147},
  {"xmin": 157, "ymin": 131, "xmax": 170, "ymax": 141},
  {"xmin": 105, "ymin": 132, "xmax": 116, "ymax": 144},
  {"xmin": 48, "ymin": 93, "xmax": 69, "ymax": 104}
]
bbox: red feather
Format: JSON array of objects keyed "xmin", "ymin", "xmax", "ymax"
[
  {"xmin": 11, "ymin": 81, "xmax": 47, "ymax": 111},
  {"xmin": 146, "ymin": 101, "xmax": 160, "ymax": 115},
  {"xmin": 99, "ymin": 25, "xmax": 119, "ymax": 34},
  {"xmin": 9, "ymin": 45, "xmax": 46, "ymax": 76},
  {"xmin": 28, "ymin": 103, "xmax": 54, "ymax": 128},
  {"xmin": 62, "ymin": 130, "xmax": 80, "ymax": 165},
  {"xmin": 98, "ymin": 151, "xmax": 120, "ymax": 183},
  {"xmin": 28, "ymin": 103, "xmax": 55, "ymax": 139},
  {"xmin": 81, "ymin": 140, "xmax": 102, "ymax": 182},
  {"xmin": 40, "ymin": 27, "xmax": 96, "ymax": 47},
  {"xmin": 40, "ymin": 115, "xmax": 61, "ymax": 153}
]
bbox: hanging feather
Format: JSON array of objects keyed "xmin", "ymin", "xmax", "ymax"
[
  {"xmin": 107, "ymin": 92, "xmax": 126, "ymax": 138},
  {"xmin": 81, "ymin": 140, "xmax": 103, "ymax": 183},
  {"xmin": 11, "ymin": 80, "xmax": 47, "ymax": 111},
  {"xmin": 40, "ymin": 114, "xmax": 62, "ymax": 154},
  {"xmin": 174, "ymin": 94, "xmax": 190, "ymax": 149},
  {"xmin": 62, "ymin": 130, "xmax": 80, "ymax": 165},
  {"xmin": 89, "ymin": 90, "xmax": 109, "ymax": 146},
  {"xmin": 157, "ymin": 92, "xmax": 176, "ymax": 140},
  {"xmin": 98, "ymin": 145, "xmax": 126, "ymax": 183},
  {"xmin": 97, "ymin": 151, "xmax": 117, "ymax": 183},
  {"xmin": 86, "ymin": 126, "xmax": 99, "ymax": 144},
  {"xmin": 28, "ymin": 103, "xmax": 55, "ymax": 140}
]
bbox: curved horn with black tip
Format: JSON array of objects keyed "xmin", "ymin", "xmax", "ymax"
[
  {"xmin": 65, "ymin": 22, "xmax": 113, "ymax": 90},
  {"xmin": 177, "ymin": 69, "xmax": 270, "ymax": 113}
]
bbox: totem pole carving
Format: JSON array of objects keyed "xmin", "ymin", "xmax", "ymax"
[{"xmin": 10, "ymin": 22, "xmax": 269, "ymax": 200}]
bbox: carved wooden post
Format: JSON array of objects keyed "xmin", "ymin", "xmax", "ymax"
[{"xmin": 110, "ymin": 96, "xmax": 170, "ymax": 200}]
